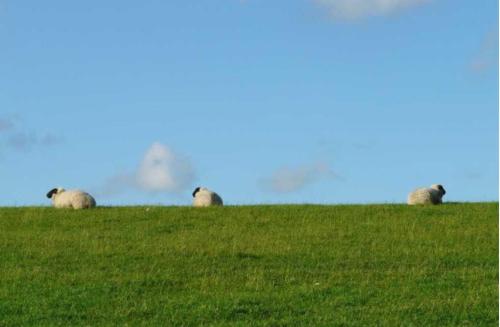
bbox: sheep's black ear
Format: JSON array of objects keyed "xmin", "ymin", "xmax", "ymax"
[
  {"xmin": 46, "ymin": 188, "xmax": 58, "ymax": 199},
  {"xmin": 192, "ymin": 187, "xmax": 200, "ymax": 197}
]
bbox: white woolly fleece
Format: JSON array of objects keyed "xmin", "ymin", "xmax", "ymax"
[
  {"xmin": 407, "ymin": 184, "xmax": 446, "ymax": 205},
  {"xmin": 48, "ymin": 188, "xmax": 96, "ymax": 209},
  {"xmin": 193, "ymin": 187, "xmax": 223, "ymax": 207}
]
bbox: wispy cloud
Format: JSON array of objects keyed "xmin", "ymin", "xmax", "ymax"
[
  {"xmin": 313, "ymin": 0, "xmax": 431, "ymax": 20},
  {"xmin": 470, "ymin": 29, "xmax": 499, "ymax": 73},
  {"xmin": 6, "ymin": 132, "xmax": 62, "ymax": 151},
  {"xmin": 260, "ymin": 161, "xmax": 337, "ymax": 193},
  {"xmin": 99, "ymin": 173, "xmax": 136, "ymax": 197},
  {"xmin": 0, "ymin": 117, "xmax": 14, "ymax": 132},
  {"xmin": 0, "ymin": 115, "xmax": 62, "ymax": 152},
  {"xmin": 100, "ymin": 142, "xmax": 196, "ymax": 196}
]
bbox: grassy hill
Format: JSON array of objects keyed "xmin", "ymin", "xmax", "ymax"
[{"xmin": 0, "ymin": 203, "xmax": 497, "ymax": 326}]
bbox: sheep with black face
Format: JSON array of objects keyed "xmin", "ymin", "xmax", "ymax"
[
  {"xmin": 407, "ymin": 184, "xmax": 446, "ymax": 205},
  {"xmin": 46, "ymin": 187, "xmax": 96, "ymax": 209},
  {"xmin": 192, "ymin": 187, "xmax": 223, "ymax": 207}
]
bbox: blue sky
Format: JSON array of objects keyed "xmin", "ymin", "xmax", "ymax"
[{"xmin": 0, "ymin": 0, "xmax": 498, "ymax": 206}]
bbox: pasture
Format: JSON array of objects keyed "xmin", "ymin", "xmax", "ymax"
[{"xmin": 0, "ymin": 203, "xmax": 497, "ymax": 326}]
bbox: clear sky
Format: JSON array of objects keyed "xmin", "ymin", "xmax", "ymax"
[{"xmin": 0, "ymin": 0, "xmax": 498, "ymax": 206}]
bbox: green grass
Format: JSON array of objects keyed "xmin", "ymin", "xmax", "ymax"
[{"xmin": 0, "ymin": 203, "xmax": 497, "ymax": 326}]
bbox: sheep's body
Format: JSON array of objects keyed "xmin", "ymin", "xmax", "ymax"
[
  {"xmin": 407, "ymin": 184, "xmax": 446, "ymax": 205},
  {"xmin": 47, "ymin": 188, "xmax": 96, "ymax": 209},
  {"xmin": 192, "ymin": 187, "xmax": 223, "ymax": 207}
]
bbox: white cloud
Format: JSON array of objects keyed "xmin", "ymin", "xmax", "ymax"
[
  {"xmin": 136, "ymin": 142, "xmax": 195, "ymax": 193},
  {"xmin": 314, "ymin": 0, "xmax": 430, "ymax": 20},
  {"xmin": 260, "ymin": 161, "xmax": 337, "ymax": 193},
  {"xmin": 101, "ymin": 142, "xmax": 196, "ymax": 196}
]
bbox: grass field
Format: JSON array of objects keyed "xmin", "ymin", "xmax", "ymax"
[{"xmin": 0, "ymin": 203, "xmax": 498, "ymax": 326}]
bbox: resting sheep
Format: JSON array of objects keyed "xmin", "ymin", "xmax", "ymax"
[
  {"xmin": 46, "ymin": 188, "xmax": 96, "ymax": 209},
  {"xmin": 407, "ymin": 184, "xmax": 446, "ymax": 205},
  {"xmin": 192, "ymin": 187, "xmax": 223, "ymax": 207}
]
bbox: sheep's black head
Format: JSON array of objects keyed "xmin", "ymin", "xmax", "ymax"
[
  {"xmin": 437, "ymin": 184, "xmax": 446, "ymax": 195},
  {"xmin": 46, "ymin": 188, "xmax": 58, "ymax": 199},
  {"xmin": 432, "ymin": 184, "xmax": 446, "ymax": 195},
  {"xmin": 192, "ymin": 187, "xmax": 201, "ymax": 197}
]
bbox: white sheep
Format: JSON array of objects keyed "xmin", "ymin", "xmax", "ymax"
[
  {"xmin": 407, "ymin": 184, "xmax": 446, "ymax": 205},
  {"xmin": 192, "ymin": 187, "xmax": 223, "ymax": 207},
  {"xmin": 46, "ymin": 187, "xmax": 96, "ymax": 209}
]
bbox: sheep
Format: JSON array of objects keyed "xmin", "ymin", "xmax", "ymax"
[
  {"xmin": 46, "ymin": 187, "xmax": 96, "ymax": 209},
  {"xmin": 407, "ymin": 184, "xmax": 446, "ymax": 205},
  {"xmin": 192, "ymin": 187, "xmax": 223, "ymax": 207}
]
